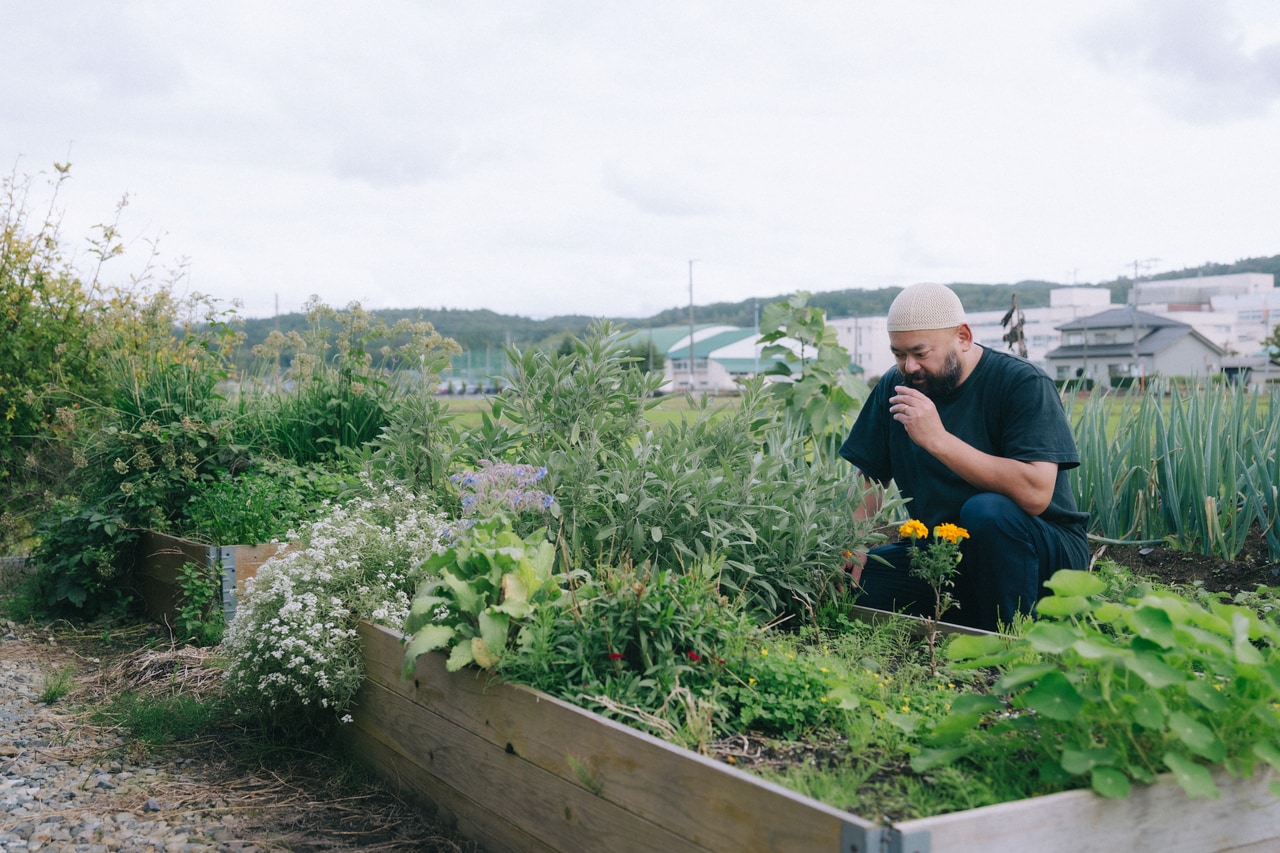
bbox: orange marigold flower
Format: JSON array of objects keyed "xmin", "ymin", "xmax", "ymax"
[
  {"xmin": 933, "ymin": 523, "xmax": 970, "ymax": 544},
  {"xmin": 899, "ymin": 519, "xmax": 928, "ymax": 540}
]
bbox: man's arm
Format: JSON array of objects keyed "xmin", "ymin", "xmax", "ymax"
[{"xmin": 886, "ymin": 385, "xmax": 1058, "ymax": 516}]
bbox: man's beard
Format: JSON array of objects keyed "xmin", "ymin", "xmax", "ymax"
[{"xmin": 904, "ymin": 349, "xmax": 963, "ymax": 398}]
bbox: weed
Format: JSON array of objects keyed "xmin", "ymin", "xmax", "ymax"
[
  {"xmin": 40, "ymin": 664, "xmax": 76, "ymax": 704},
  {"xmin": 93, "ymin": 691, "xmax": 233, "ymax": 747}
]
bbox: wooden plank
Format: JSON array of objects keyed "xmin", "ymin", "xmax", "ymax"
[
  {"xmin": 135, "ymin": 531, "xmax": 210, "ymax": 625},
  {"xmin": 227, "ymin": 542, "xmax": 289, "ymax": 596},
  {"xmin": 356, "ymin": 622, "xmax": 879, "ymax": 853},
  {"xmin": 849, "ymin": 604, "xmax": 996, "ymax": 638},
  {"xmin": 349, "ymin": 679, "xmax": 710, "ymax": 853},
  {"xmin": 897, "ymin": 764, "xmax": 1280, "ymax": 852},
  {"xmin": 343, "ymin": 704, "xmax": 557, "ymax": 853}
]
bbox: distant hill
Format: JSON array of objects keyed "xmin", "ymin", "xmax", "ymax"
[{"xmin": 230, "ymin": 254, "xmax": 1280, "ymax": 365}]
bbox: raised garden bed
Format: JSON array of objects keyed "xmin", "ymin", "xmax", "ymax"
[
  {"xmin": 135, "ymin": 530, "xmax": 285, "ymax": 626},
  {"xmin": 346, "ymin": 619, "xmax": 1280, "ymax": 853}
]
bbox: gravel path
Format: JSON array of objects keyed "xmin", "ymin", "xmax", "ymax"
[
  {"xmin": 0, "ymin": 621, "xmax": 475, "ymax": 853},
  {"xmin": 0, "ymin": 623, "xmax": 262, "ymax": 852}
]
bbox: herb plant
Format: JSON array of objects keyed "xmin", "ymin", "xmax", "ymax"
[{"xmin": 928, "ymin": 569, "xmax": 1280, "ymax": 800}]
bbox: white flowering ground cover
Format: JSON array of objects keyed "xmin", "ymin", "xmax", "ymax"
[{"xmin": 222, "ymin": 479, "xmax": 448, "ymax": 719}]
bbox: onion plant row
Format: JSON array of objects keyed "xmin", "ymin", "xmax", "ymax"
[{"xmin": 1070, "ymin": 382, "xmax": 1280, "ymax": 562}]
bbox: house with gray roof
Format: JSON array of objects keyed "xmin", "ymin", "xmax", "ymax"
[{"xmin": 1044, "ymin": 307, "xmax": 1225, "ymax": 386}]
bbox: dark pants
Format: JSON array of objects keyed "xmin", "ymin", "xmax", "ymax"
[{"xmin": 856, "ymin": 493, "xmax": 1087, "ymax": 632}]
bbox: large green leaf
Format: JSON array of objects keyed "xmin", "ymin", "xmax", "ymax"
[
  {"xmin": 1131, "ymin": 692, "xmax": 1166, "ymax": 729},
  {"xmin": 1043, "ymin": 569, "xmax": 1107, "ymax": 598},
  {"xmin": 1061, "ymin": 746, "xmax": 1115, "ymax": 774},
  {"xmin": 910, "ymin": 744, "xmax": 973, "ymax": 772},
  {"xmin": 1021, "ymin": 671, "xmax": 1084, "ymax": 721},
  {"xmin": 1184, "ymin": 679, "xmax": 1228, "ymax": 713},
  {"xmin": 1163, "ymin": 751, "xmax": 1219, "ymax": 800},
  {"xmin": 1130, "ymin": 605, "xmax": 1176, "ymax": 648},
  {"xmin": 446, "ymin": 640, "xmax": 475, "ymax": 672},
  {"xmin": 402, "ymin": 624, "xmax": 457, "ymax": 676},
  {"xmin": 1090, "ymin": 766, "xmax": 1131, "ymax": 798},
  {"xmin": 945, "ymin": 634, "xmax": 1009, "ymax": 663},
  {"xmin": 1123, "ymin": 652, "xmax": 1185, "ymax": 689},
  {"xmin": 1025, "ymin": 622, "xmax": 1078, "ymax": 654},
  {"xmin": 1036, "ymin": 595, "xmax": 1094, "ymax": 618},
  {"xmin": 478, "ymin": 609, "xmax": 510, "ymax": 653},
  {"xmin": 1168, "ymin": 711, "xmax": 1225, "ymax": 762}
]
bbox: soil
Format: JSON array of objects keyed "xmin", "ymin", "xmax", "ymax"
[{"xmin": 1090, "ymin": 527, "xmax": 1280, "ymax": 595}]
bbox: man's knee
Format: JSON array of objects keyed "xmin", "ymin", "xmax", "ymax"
[{"xmin": 959, "ymin": 492, "xmax": 1024, "ymax": 536}]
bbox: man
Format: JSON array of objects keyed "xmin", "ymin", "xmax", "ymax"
[{"xmin": 839, "ymin": 282, "xmax": 1089, "ymax": 632}]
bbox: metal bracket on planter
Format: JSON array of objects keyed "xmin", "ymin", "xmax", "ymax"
[
  {"xmin": 839, "ymin": 822, "xmax": 930, "ymax": 853},
  {"xmin": 216, "ymin": 546, "xmax": 238, "ymax": 624}
]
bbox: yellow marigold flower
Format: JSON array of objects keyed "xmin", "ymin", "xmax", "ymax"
[
  {"xmin": 899, "ymin": 519, "xmax": 928, "ymax": 540},
  {"xmin": 933, "ymin": 523, "xmax": 970, "ymax": 544}
]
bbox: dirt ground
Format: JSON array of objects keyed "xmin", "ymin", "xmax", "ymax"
[{"xmin": 1090, "ymin": 527, "xmax": 1280, "ymax": 595}]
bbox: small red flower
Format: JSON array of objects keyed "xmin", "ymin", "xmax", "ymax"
[
  {"xmin": 608, "ymin": 652, "xmax": 624, "ymax": 660},
  {"xmin": 687, "ymin": 652, "xmax": 702, "ymax": 662}
]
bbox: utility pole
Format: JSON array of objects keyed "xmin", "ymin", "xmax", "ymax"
[
  {"xmin": 688, "ymin": 259, "xmax": 697, "ymax": 393},
  {"xmin": 753, "ymin": 297, "xmax": 760, "ymax": 376},
  {"xmin": 1128, "ymin": 258, "xmax": 1159, "ymax": 390}
]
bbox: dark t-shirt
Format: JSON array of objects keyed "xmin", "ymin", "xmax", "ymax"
[{"xmin": 839, "ymin": 346, "xmax": 1089, "ymax": 537}]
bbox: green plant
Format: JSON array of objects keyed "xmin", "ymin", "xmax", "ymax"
[
  {"xmin": 404, "ymin": 516, "xmax": 559, "ymax": 673},
  {"xmin": 40, "ymin": 664, "xmax": 76, "ymax": 704},
  {"xmin": 29, "ymin": 501, "xmax": 136, "ymax": 617},
  {"xmin": 499, "ymin": 558, "xmax": 760, "ymax": 743},
  {"xmin": 728, "ymin": 642, "xmax": 840, "ymax": 739},
  {"xmin": 93, "ymin": 691, "xmax": 232, "ymax": 747},
  {"xmin": 1072, "ymin": 383, "xmax": 1280, "ymax": 563},
  {"xmin": 900, "ymin": 518, "xmax": 967, "ymax": 675},
  {"xmin": 175, "ymin": 560, "xmax": 225, "ymax": 647},
  {"xmin": 929, "ymin": 570, "xmax": 1280, "ymax": 801},
  {"xmin": 757, "ymin": 290, "xmax": 868, "ymax": 455},
  {"xmin": 243, "ymin": 299, "xmax": 460, "ymax": 466},
  {"xmin": 493, "ymin": 319, "xmax": 663, "ymax": 461},
  {"xmin": 182, "ymin": 459, "xmax": 356, "ymax": 544}
]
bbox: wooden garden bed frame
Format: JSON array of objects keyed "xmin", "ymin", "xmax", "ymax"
[
  {"xmin": 135, "ymin": 530, "xmax": 284, "ymax": 627},
  {"xmin": 128, "ymin": 537, "xmax": 1280, "ymax": 852},
  {"xmin": 347, "ymin": 618, "xmax": 1280, "ymax": 853}
]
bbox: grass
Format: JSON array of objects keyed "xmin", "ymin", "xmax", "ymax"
[
  {"xmin": 40, "ymin": 664, "xmax": 76, "ymax": 704},
  {"xmin": 93, "ymin": 691, "xmax": 234, "ymax": 746}
]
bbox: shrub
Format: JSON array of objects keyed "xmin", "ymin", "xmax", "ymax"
[{"xmin": 182, "ymin": 459, "xmax": 357, "ymax": 545}]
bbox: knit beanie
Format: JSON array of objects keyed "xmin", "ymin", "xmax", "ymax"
[{"xmin": 886, "ymin": 283, "xmax": 966, "ymax": 332}]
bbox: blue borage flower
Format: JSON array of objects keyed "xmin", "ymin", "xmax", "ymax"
[{"xmin": 451, "ymin": 460, "xmax": 556, "ymax": 520}]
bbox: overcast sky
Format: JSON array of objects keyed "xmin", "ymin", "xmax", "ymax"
[{"xmin": 7, "ymin": 1, "xmax": 1280, "ymax": 320}]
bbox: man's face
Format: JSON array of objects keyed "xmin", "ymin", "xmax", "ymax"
[{"xmin": 889, "ymin": 327, "xmax": 965, "ymax": 399}]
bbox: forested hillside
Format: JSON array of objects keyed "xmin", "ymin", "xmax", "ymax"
[{"xmin": 231, "ymin": 254, "xmax": 1280, "ymax": 364}]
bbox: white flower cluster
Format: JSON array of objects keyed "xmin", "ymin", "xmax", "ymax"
[{"xmin": 222, "ymin": 478, "xmax": 447, "ymax": 719}]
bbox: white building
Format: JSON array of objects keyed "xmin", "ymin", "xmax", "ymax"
[
  {"xmin": 628, "ymin": 325, "xmax": 803, "ymax": 394},
  {"xmin": 832, "ymin": 274, "xmax": 1279, "ymax": 384},
  {"xmin": 1130, "ymin": 273, "xmax": 1279, "ymax": 358},
  {"xmin": 831, "ymin": 287, "xmax": 1114, "ymax": 380}
]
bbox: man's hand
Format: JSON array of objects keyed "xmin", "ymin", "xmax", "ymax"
[{"xmin": 890, "ymin": 385, "xmax": 947, "ymax": 452}]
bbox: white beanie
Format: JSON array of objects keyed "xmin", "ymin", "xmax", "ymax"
[{"xmin": 886, "ymin": 283, "xmax": 966, "ymax": 332}]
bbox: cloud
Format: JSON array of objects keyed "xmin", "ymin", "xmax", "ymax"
[
  {"xmin": 1077, "ymin": 0, "xmax": 1280, "ymax": 124},
  {"xmin": 601, "ymin": 161, "xmax": 724, "ymax": 217}
]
